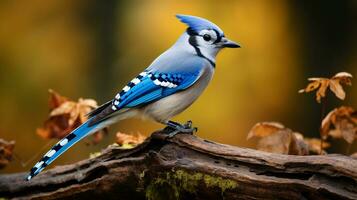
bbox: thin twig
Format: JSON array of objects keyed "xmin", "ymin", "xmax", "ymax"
[{"xmin": 319, "ymin": 97, "xmax": 328, "ymax": 154}]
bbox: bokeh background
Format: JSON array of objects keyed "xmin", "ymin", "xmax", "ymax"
[{"xmin": 1, "ymin": 0, "xmax": 356, "ymax": 174}]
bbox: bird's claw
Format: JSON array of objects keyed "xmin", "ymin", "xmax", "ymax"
[{"xmin": 165, "ymin": 120, "xmax": 198, "ymax": 138}]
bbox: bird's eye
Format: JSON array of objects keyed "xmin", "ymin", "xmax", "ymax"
[{"xmin": 203, "ymin": 34, "xmax": 211, "ymax": 41}]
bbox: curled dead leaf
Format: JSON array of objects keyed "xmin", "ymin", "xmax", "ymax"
[
  {"xmin": 321, "ymin": 106, "xmax": 357, "ymax": 144},
  {"xmin": 37, "ymin": 90, "xmax": 105, "ymax": 143},
  {"xmin": 247, "ymin": 122, "xmax": 285, "ymax": 140},
  {"xmin": 0, "ymin": 138, "xmax": 15, "ymax": 169},
  {"xmin": 299, "ymin": 72, "xmax": 353, "ymax": 103},
  {"xmin": 50, "ymin": 98, "xmax": 97, "ymax": 126},
  {"xmin": 247, "ymin": 122, "xmax": 309, "ymax": 155},
  {"xmin": 48, "ymin": 89, "xmax": 68, "ymax": 110}
]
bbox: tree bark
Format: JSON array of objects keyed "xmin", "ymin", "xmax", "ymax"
[{"xmin": 1, "ymin": 129, "xmax": 357, "ymax": 200}]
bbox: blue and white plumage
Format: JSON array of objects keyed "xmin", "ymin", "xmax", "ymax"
[{"xmin": 26, "ymin": 14, "xmax": 240, "ymax": 181}]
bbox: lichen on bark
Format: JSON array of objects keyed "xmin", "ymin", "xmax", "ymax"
[{"xmin": 145, "ymin": 169, "xmax": 237, "ymax": 200}]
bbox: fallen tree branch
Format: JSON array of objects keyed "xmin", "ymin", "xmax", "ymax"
[{"xmin": 1, "ymin": 129, "xmax": 357, "ymax": 200}]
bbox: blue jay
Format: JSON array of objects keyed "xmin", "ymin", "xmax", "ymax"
[{"xmin": 26, "ymin": 14, "xmax": 240, "ymax": 181}]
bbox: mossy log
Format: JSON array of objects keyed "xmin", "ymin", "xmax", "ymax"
[{"xmin": 1, "ymin": 129, "xmax": 357, "ymax": 200}]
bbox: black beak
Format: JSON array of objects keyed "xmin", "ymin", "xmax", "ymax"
[{"xmin": 222, "ymin": 37, "xmax": 241, "ymax": 48}]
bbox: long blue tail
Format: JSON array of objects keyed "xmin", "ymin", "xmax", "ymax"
[{"xmin": 26, "ymin": 119, "xmax": 100, "ymax": 181}]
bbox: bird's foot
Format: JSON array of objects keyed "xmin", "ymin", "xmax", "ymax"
[{"xmin": 164, "ymin": 120, "xmax": 198, "ymax": 138}]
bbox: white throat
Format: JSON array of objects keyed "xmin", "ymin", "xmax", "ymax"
[{"xmin": 197, "ymin": 45, "xmax": 219, "ymax": 62}]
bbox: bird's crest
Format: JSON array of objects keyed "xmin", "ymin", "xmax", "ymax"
[{"xmin": 176, "ymin": 14, "xmax": 224, "ymax": 36}]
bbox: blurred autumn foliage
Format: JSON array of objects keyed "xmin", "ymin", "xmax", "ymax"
[
  {"xmin": 247, "ymin": 122, "xmax": 326, "ymax": 155},
  {"xmin": 0, "ymin": 139, "xmax": 15, "ymax": 169},
  {"xmin": 248, "ymin": 72, "xmax": 356, "ymax": 156}
]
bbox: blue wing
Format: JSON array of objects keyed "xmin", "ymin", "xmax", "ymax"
[
  {"xmin": 118, "ymin": 55, "xmax": 208, "ymax": 108},
  {"xmin": 118, "ymin": 71, "xmax": 201, "ymax": 108},
  {"xmin": 89, "ymin": 56, "xmax": 208, "ymax": 125},
  {"xmin": 121, "ymin": 55, "xmax": 209, "ymax": 109}
]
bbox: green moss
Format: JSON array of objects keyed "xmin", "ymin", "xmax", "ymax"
[
  {"xmin": 139, "ymin": 170, "xmax": 145, "ymax": 180},
  {"xmin": 203, "ymin": 174, "xmax": 238, "ymax": 194},
  {"xmin": 145, "ymin": 169, "xmax": 237, "ymax": 200}
]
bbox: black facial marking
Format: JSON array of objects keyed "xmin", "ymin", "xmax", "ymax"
[
  {"xmin": 189, "ymin": 35, "xmax": 198, "ymax": 47},
  {"xmin": 188, "ymin": 35, "xmax": 216, "ymax": 68},
  {"xmin": 213, "ymin": 29, "xmax": 222, "ymax": 43},
  {"xmin": 186, "ymin": 27, "xmax": 198, "ymax": 36}
]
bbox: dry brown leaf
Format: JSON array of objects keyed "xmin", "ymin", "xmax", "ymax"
[
  {"xmin": 330, "ymin": 72, "xmax": 353, "ymax": 100},
  {"xmin": 247, "ymin": 122, "xmax": 309, "ymax": 155},
  {"xmin": 247, "ymin": 122, "xmax": 285, "ymax": 140},
  {"xmin": 333, "ymin": 72, "xmax": 353, "ymax": 85},
  {"xmin": 0, "ymin": 138, "xmax": 15, "ymax": 169},
  {"xmin": 351, "ymin": 152, "xmax": 357, "ymax": 159},
  {"xmin": 48, "ymin": 89, "xmax": 68, "ymax": 110},
  {"xmin": 299, "ymin": 72, "xmax": 353, "ymax": 103},
  {"xmin": 290, "ymin": 133, "xmax": 309, "ymax": 155},
  {"xmin": 321, "ymin": 106, "xmax": 357, "ymax": 144},
  {"xmin": 37, "ymin": 90, "xmax": 104, "ymax": 143},
  {"xmin": 299, "ymin": 78, "xmax": 329, "ymax": 103},
  {"xmin": 50, "ymin": 98, "xmax": 97, "ymax": 126},
  {"xmin": 116, "ymin": 132, "xmax": 146, "ymax": 147},
  {"xmin": 36, "ymin": 114, "xmax": 76, "ymax": 139},
  {"xmin": 303, "ymin": 138, "xmax": 330, "ymax": 155}
]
